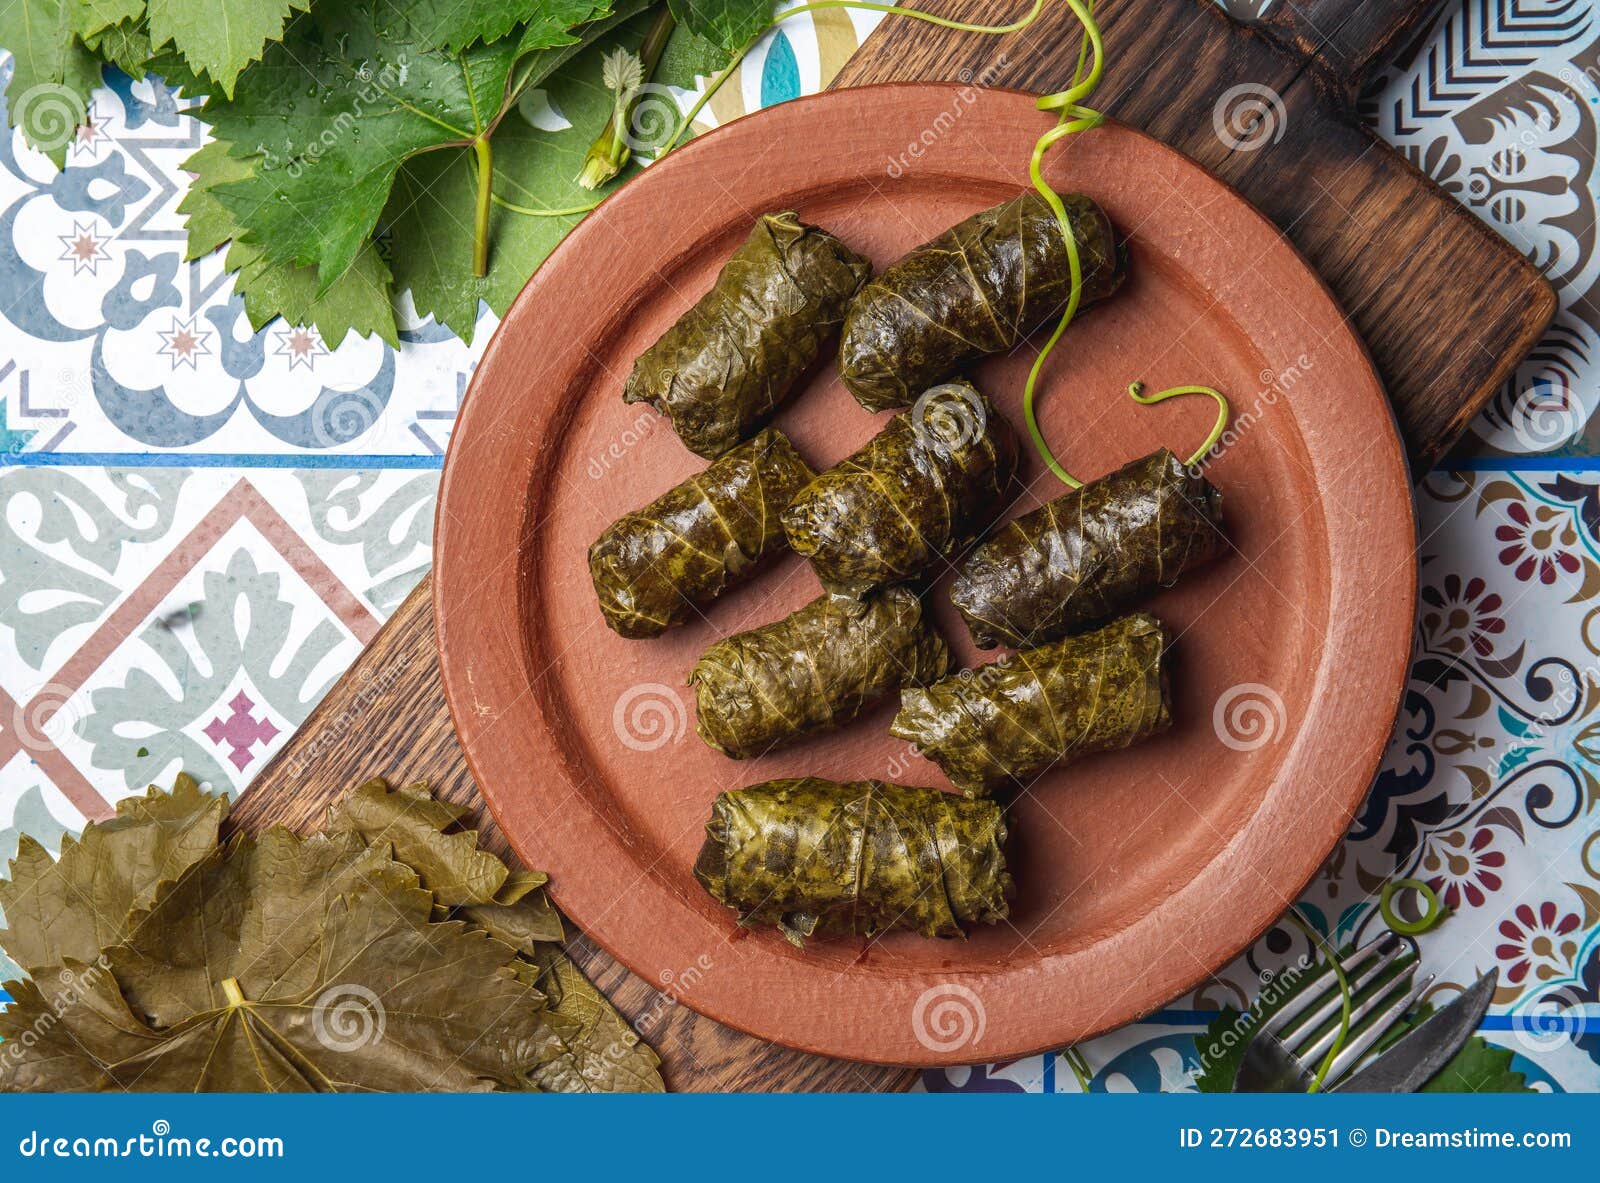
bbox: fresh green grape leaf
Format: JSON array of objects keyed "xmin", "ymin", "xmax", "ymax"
[
  {"xmin": 81, "ymin": 19, "xmax": 155, "ymax": 79},
  {"xmin": 146, "ymin": 0, "xmax": 309, "ymax": 97},
  {"xmin": 203, "ymin": 4, "xmax": 532, "ymax": 289},
  {"xmin": 656, "ymin": 21, "xmax": 730, "ymax": 88},
  {"xmin": 0, "ymin": 0, "xmax": 102, "ymax": 166},
  {"xmin": 73, "ymin": 0, "xmax": 145, "ymax": 41},
  {"xmin": 383, "ymin": 5, "xmax": 654, "ymax": 340},
  {"xmin": 668, "ymin": 0, "xmax": 772, "ymax": 53},
  {"xmin": 1420, "ymin": 1031, "xmax": 1530, "ymax": 1093},
  {"xmin": 380, "ymin": 0, "xmax": 613, "ymax": 56},
  {"xmin": 179, "ymin": 139, "xmax": 397, "ymax": 347}
]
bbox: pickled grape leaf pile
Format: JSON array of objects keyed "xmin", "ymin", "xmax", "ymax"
[
  {"xmin": 690, "ymin": 585, "xmax": 949, "ymax": 758},
  {"xmin": 0, "ymin": 775, "xmax": 661, "ymax": 1093},
  {"xmin": 588, "ymin": 427, "xmax": 815, "ymax": 638},
  {"xmin": 892, "ymin": 612, "xmax": 1173, "ymax": 798},
  {"xmin": 694, "ymin": 777, "xmax": 1011, "ymax": 947},
  {"xmin": 839, "ymin": 192, "xmax": 1126, "ymax": 412},
  {"xmin": 952, "ymin": 448, "xmax": 1228, "ymax": 649},
  {"xmin": 623, "ymin": 211, "xmax": 871, "ymax": 459},
  {"xmin": 783, "ymin": 380, "xmax": 1018, "ymax": 596}
]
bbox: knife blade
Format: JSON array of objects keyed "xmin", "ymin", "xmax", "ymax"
[{"xmin": 1332, "ymin": 968, "xmax": 1498, "ymax": 1093}]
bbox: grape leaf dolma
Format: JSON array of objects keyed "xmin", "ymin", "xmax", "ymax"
[
  {"xmin": 892, "ymin": 612, "xmax": 1172, "ymax": 798},
  {"xmin": 952, "ymin": 449, "xmax": 1227, "ymax": 648},
  {"xmin": 693, "ymin": 777, "xmax": 1011, "ymax": 947},
  {"xmin": 782, "ymin": 381, "xmax": 1017, "ymax": 596},
  {"xmin": 839, "ymin": 192, "xmax": 1126, "ymax": 412},
  {"xmin": 690, "ymin": 586, "xmax": 949, "ymax": 758},
  {"xmin": 589, "ymin": 428, "xmax": 814, "ymax": 638},
  {"xmin": 623, "ymin": 211, "xmax": 871, "ymax": 458}
]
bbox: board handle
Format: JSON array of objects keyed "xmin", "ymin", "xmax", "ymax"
[{"xmin": 1253, "ymin": 0, "xmax": 1446, "ymax": 98}]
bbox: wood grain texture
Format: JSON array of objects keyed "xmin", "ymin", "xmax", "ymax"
[
  {"xmin": 233, "ymin": 0, "xmax": 1552, "ymax": 1092},
  {"xmin": 831, "ymin": 0, "xmax": 1555, "ymax": 473}
]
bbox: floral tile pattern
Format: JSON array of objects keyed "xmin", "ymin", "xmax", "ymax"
[{"xmin": 2, "ymin": 0, "xmax": 1599, "ymax": 1093}]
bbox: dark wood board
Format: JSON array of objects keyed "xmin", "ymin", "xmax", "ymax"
[{"xmin": 232, "ymin": 0, "xmax": 1555, "ymax": 1091}]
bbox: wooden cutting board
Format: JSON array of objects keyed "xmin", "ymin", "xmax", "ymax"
[{"xmin": 231, "ymin": 0, "xmax": 1553, "ymax": 1092}]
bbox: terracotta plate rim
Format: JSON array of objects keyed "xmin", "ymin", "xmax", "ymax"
[{"xmin": 434, "ymin": 83, "xmax": 1417, "ymax": 1067}]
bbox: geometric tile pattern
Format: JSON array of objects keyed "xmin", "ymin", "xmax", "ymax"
[{"xmin": 2, "ymin": 2, "xmax": 1599, "ymax": 1091}]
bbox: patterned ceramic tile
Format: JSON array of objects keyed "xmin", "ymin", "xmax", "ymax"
[{"xmin": 1, "ymin": 1, "xmax": 1598, "ymax": 1091}]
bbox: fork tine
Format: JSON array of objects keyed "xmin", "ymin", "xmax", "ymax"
[
  {"xmin": 1261, "ymin": 934, "xmax": 1398, "ymax": 1036},
  {"xmin": 1298, "ymin": 962, "xmax": 1424, "ymax": 1067},
  {"xmin": 1316, "ymin": 973, "xmax": 1435, "ymax": 1089},
  {"xmin": 1277, "ymin": 941, "xmax": 1410, "ymax": 1043}
]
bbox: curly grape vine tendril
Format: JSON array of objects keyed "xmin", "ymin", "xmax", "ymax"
[
  {"xmin": 1126, "ymin": 382, "xmax": 1232, "ymax": 468},
  {"xmin": 499, "ymin": 3, "xmax": 1224, "ymax": 490},
  {"xmin": 1380, "ymin": 878, "xmax": 1449, "ymax": 936},
  {"xmin": 1286, "ymin": 908, "xmax": 1352, "ymax": 1095}
]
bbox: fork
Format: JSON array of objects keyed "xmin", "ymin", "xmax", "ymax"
[{"xmin": 1232, "ymin": 933, "xmax": 1433, "ymax": 1092}]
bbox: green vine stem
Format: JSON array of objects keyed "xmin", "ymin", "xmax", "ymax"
[
  {"xmin": 1126, "ymin": 381, "xmax": 1231, "ymax": 468},
  {"xmin": 472, "ymin": 134, "xmax": 493, "ymax": 276}
]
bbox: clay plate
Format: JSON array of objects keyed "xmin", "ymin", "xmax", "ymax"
[{"xmin": 434, "ymin": 84, "xmax": 1416, "ymax": 1067}]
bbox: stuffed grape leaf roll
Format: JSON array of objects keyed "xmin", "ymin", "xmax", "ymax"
[
  {"xmin": 623, "ymin": 211, "xmax": 871, "ymax": 459},
  {"xmin": 690, "ymin": 586, "xmax": 948, "ymax": 758},
  {"xmin": 951, "ymin": 449, "xmax": 1227, "ymax": 649},
  {"xmin": 891, "ymin": 612, "xmax": 1172, "ymax": 798},
  {"xmin": 588, "ymin": 428, "xmax": 814, "ymax": 638},
  {"xmin": 782, "ymin": 381, "xmax": 1018, "ymax": 596},
  {"xmin": 693, "ymin": 777, "xmax": 1011, "ymax": 946},
  {"xmin": 839, "ymin": 192, "xmax": 1126, "ymax": 412}
]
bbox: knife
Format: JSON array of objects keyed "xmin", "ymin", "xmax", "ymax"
[{"xmin": 1332, "ymin": 968, "xmax": 1498, "ymax": 1092}]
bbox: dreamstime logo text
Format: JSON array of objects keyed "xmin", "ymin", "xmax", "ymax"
[
  {"xmin": 612, "ymin": 682, "xmax": 687, "ymax": 751},
  {"xmin": 588, "ymin": 407, "xmax": 662, "ymax": 479},
  {"xmin": 14, "ymin": 84, "xmax": 85, "ymax": 152},
  {"xmin": 911, "ymin": 983, "xmax": 986, "ymax": 1053},
  {"xmin": 1509, "ymin": 987, "xmax": 1584, "ymax": 1056},
  {"xmin": 885, "ymin": 58, "xmax": 1008, "ymax": 178},
  {"xmin": 11, "ymin": 682, "xmax": 82, "ymax": 747},
  {"xmin": 1506, "ymin": 370, "xmax": 1582, "ymax": 453},
  {"xmin": 311, "ymin": 983, "xmax": 386, "ymax": 1052},
  {"xmin": 1213, "ymin": 83, "xmax": 1286, "ymax": 152},
  {"xmin": 1212, "ymin": 683, "xmax": 1286, "ymax": 752},
  {"xmin": 911, "ymin": 383, "xmax": 987, "ymax": 451}
]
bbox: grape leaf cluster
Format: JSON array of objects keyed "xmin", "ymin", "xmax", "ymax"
[{"xmin": 0, "ymin": 775, "xmax": 663, "ymax": 1093}]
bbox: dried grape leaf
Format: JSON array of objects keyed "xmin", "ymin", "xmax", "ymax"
[
  {"xmin": 325, "ymin": 778, "xmax": 523, "ymax": 906},
  {"xmin": 694, "ymin": 777, "xmax": 1011, "ymax": 946},
  {"xmin": 0, "ymin": 773, "xmax": 226, "ymax": 975},
  {"xmin": 623, "ymin": 211, "xmax": 870, "ymax": 459},
  {"xmin": 952, "ymin": 448, "xmax": 1228, "ymax": 649},
  {"xmin": 891, "ymin": 612, "xmax": 1172, "ymax": 797},
  {"xmin": 840, "ymin": 191, "xmax": 1126, "ymax": 411},
  {"xmin": 589, "ymin": 427, "xmax": 814, "ymax": 638},
  {"xmin": 527, "ymin": 954, "xmax": 663, "ymax": 1093},
  {"xmin": 0, "ymin": 775, "xmax": 654, "ymax": 1094},
  {"xmin": 691, "ymin": 586, "xmax": 948, "ymax": 758},
  {"xmin": 0, "ymin": 848, "xmax": 561, "ymax": 1092},
  {"xmin": 783, "ymin": 381, "xmax": 1017, "ymax": 597}
]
